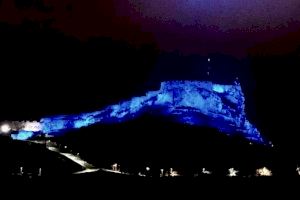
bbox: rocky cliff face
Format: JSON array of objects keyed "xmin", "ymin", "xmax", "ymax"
[{"xmin": 11, "ymin": 81, "xmax": 266, "ymax": 144}]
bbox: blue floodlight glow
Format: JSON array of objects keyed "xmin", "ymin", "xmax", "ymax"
[
  {"xmin": 11, "ymin": 131, "xmax": 34, "ymax": 140},
  {"xmin": 12, "ymin": 81, "xmax": 266, "ymax": 144},
  {"xmin": 212, "ymin": 84, "xmax": 225, "ymax": 93}
]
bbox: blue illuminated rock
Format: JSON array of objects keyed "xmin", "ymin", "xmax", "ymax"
[
  {"xmin": 14, "ymin": 81, "xmax": 266, "ymax": 144},
  {"xmin": 11, "ymin": 131, "xmax": 34, "ymax": 140}
]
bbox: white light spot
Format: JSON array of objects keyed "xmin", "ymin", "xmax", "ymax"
[
  {"xmin": 208, "ymin": 58, "xmax": 211, "ymax": 62},
  {"xmin": 169, "ymin": 168, "xmax": 180, "ymax": 177},
  {"xmin": 1, "ymin": 124, "xmax": 11, "ymax": 133},
  {"xmin": 202, "ymin": 168, "xmax": 212, "ymax": 175},
  {"xmin": 138, "ymin": 172, "xmax": 146, "ymax": 177},
  {"xmin": 296, "ymin": 167, "xmax": 300, "ymax": 175},
  {"xmin": 228, "ymin": 168, "xmax": 238, "ymax": 177},
  {"xmin": 160, "ymin": 169, "xmax": 164, "ymax": 177},
  {"xmin": 146, "ymin": 167, "xmax": 150, "ymax": 171},
  {"xmin": 23, "ymin": 121, "xmax": 42, "ymax": 132},
  {"xmin": 256, "ymin": 167, "xmax": 272, "ymax": 176},
  {"xmin": 112, "ymin": 163, "xmax": 119, "ymax": 172}
]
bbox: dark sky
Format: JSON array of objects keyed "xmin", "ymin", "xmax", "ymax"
[{"xmin": 1, "ymin": 0, "xmax": 300, "ymax": 57}]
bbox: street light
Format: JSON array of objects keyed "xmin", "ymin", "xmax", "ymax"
[
  {"xmin": 228, "ymin": 168, "xmax": 238, "ymax": 177},
  {"xmin": 0, "ymin": 124, "xmax": 11, "ymax": 133},
  {"xmin": 256, "ymin": 167, "xmax": 272, "ymax": 176}
]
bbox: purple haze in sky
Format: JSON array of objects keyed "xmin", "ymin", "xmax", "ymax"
[
  {"xmin": 122, "ymin": 0, "xmax": 300, "ymax": 56},
  {"xmin": 126, "ymin": 0, "xmax": 300, "ymax": 29},
  {"xmin": 1, "ymin": 0, "xmax": 300, "ymax": 56}
]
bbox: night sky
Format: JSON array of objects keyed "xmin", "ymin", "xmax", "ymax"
[
  {"xmin": 1, "ymin": 0, "xmax": 300, "ymax": 56},
  {"xmin": 0, "ymin": 0, "xmax": 300, "ymax": 176}
]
